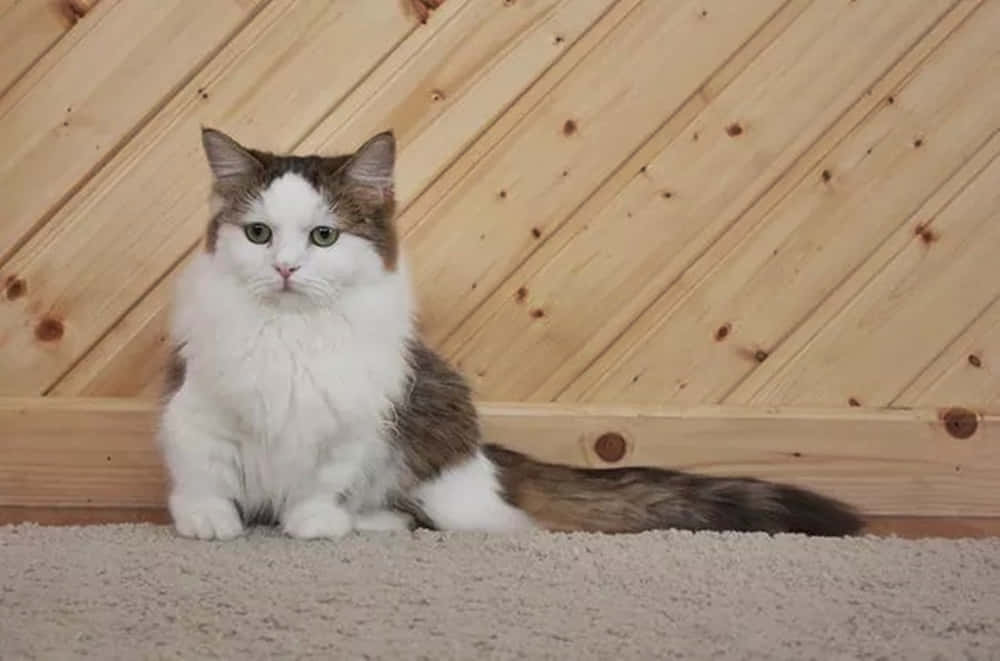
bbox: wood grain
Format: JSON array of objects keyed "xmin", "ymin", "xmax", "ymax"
[
  {"xmin": 566, "ymin": 0, "xmax": 1000, "ymax": 406},
  {"xmin": 0, "ymin": 0, "xmax": 72, "ymax": 98},
  {"xmin": 404, "ymin": 0, "xmax": 787, "ymax": 346},
  {"xmin": 0, "ymin": 0, "xmax": 266, "ymax": 263},
  {"xmin": 445, "ymin": 0, "xmax": 962, "ymax": 403},
  {"xmin": 52, "ymin": 0, "xmax": 619, "ymax": 397},
  {"xmin": 0, "ymin": 0, "xmax": 419, "ymax": 397},
  {"xmin": 895, "ymin": 295, "xmax": 1000, "ymax": 410},
  {"xmin": 2, "ymin": 398, "xmax": 998, "ymax": 518},
  {"xmin": 736, "ymin": 134, "xmax": 1000, "ymax": 407}
]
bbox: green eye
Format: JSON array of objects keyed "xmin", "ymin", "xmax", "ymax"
[
  {"xmin": 310, "ymin": 226, "xmax": 340, "ymax": 247},
  {"xmin": 244, "ymin": 223, "xmax": 272, "ymax": 244}
]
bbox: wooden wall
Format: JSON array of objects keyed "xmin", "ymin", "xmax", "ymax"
[
  {"xmin": 1, "ymin": 0, "xmax": 999, "ymax": 520},
  {"xmin": 0, "ymin": 0, "xmax": 997, "ymax": 410}
]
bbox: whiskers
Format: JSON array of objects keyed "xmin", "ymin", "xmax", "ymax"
[{"xmin": 243, "ymin": 273, "xmax": 342, "ymax": 308}]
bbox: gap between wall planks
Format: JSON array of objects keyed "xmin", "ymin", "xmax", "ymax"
[
  {"xmin": 453, "ymin": 0, "xmax": 977, "ymax": 404},
  {"xmin": 1, "ymin": 398, "xmax": 998, "ymax": 518},
  {"xmin": 0, "ymin": 0, "xmax": 270, "ymax": 265},
  {"xmin": 49, "ymin": 0, "xmax": 622, "ymax": 399},
  {"xmin": 560, "ymin": 0, "xmax": 999, "ymax": 407},
  {"xmin": 0, "ymin": 0, "xmax": 430, "ymax": 396},
  {"xmin": 0, "ymin": 0, "xmax": 74, "ymax": 99}
]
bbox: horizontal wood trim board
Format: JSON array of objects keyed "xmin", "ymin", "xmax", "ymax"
[{"xmin": 1, "ymin": 398, "xmax": 997, "ymax": 517}]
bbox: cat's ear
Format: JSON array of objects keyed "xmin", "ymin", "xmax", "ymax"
[
  {"xmin": 342, "ymin": 131, "xmax": 395, "ymax": 195},
  {"xmin": 201, "ymin": 127, "xmax": 262, "ymax": 182}
]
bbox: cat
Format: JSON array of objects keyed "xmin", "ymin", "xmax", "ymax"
[{"xmin": 157, "ymin": 127, "xmax": 863, "ymax": 540}]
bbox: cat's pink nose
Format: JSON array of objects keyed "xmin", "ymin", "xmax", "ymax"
[{"xmin": 274, "ymin": 264, "xmax": 299, "ymax": 279}]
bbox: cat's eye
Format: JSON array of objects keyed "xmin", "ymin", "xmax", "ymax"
[
  {"xmin": 244, "ymin": 223, "xmax": 272, "ymax": 245},
  {"xmin": 310, "ymin": 226, "xmax": 340, "ymax": 247}
]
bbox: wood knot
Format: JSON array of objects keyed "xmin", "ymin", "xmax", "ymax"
[
  {"xmin": 594, "ymin": 432, "xmax": 627, "ymax": 463},
  {"xmin": 940, "ymin": 407, "xmax": 978, "ymax": 439},
  {"xmin": 914, "ymin": 223, "xmax": 937, "ymax": 244},
  {"xmin": 725, "ymin": 123, "xmax": 743, "ymax": 137},
  {"xmin": 4, "ymin": 276, "xmax": 26, "ymax": 300},
  {"xmin": 35, "ymin": 317, "xmax": 64, "ymax": 342},
  {"xmin": 67, "ymin": 0, "xmax": 98, "ymax": 18}
]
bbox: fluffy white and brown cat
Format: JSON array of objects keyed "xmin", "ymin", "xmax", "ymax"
[{"xmin": 158, "ymin": 128, "xmax": 862, "ymax": 540}]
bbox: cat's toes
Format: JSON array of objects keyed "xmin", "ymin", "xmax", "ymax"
[
  {"xmin": 282, "ymin": 501, "xmax": 353, "ymax": 540},
  {"xmin": 169, "ymin": 495, "xmax": 244, "ymax": 541},
  {"xmin": 354, "ymin": 510, "xmax": 415, "ymax": 532}
]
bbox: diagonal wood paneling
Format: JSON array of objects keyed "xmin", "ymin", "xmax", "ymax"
[
  {"xmin": 0, "ymin": 0, "xmax": 997, "ymax": 416},
  {"xmin": 0, "ymin": 0, "xmax": 424, "ymax": 396},
  {"xmin": 0, "ymin": 0, "xmax": 267, "ymax": 263},
  {"xmin": 896, "ymin": 295, "xmax": 1000, "ymax": 411},
  {"xmin": 446, "ymin": 0, "xmax": 964, "ymax": 402},
  {"xmin": 0, "ymin": 0, "xmax": 73, "ymax": 97},
  {"xmin": 406, "ymin": 0, "xmax": 788, "ymax": 344},
  {"xmin": 52, "ymin": 0, "xmax": 620, "ymax": 397},
  {"xmin": 562, "ymin": 0, "xmax": 999, "ymax": 407}
]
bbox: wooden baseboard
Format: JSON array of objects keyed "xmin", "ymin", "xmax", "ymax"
[
  {"xmin": 1, "ymin": 507, "xmax": 997, "ymax": 539},
  {"xmin": 1, "ymin": 398, "xmax": 998, "ymax": 517}
]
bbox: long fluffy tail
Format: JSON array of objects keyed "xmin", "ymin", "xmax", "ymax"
[{"xmin": 483, "ymin": 445, "xmax": 863, "ymax": 536}]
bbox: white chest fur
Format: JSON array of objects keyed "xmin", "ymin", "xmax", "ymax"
[{"xmin": 166, "ymin": 254, "xmax": 414, "ymax": 513}]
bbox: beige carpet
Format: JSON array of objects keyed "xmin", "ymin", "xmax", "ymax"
[{"xmin": 2, "ymin": 524, "xmax": 999, "ymax": 660}]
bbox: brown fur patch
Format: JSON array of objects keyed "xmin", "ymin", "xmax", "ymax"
[
  {"xmin": 200, "ymin": 130, "xmax": 398, "ymax": 269},
  {"xmin": 388, "ymin": 340, "xmax": 480, "ymax": 486},
  {"xmin": 483, "ymin": 445, "xmax": 862, "ymax": 536},
  {"xmin": 164, "ymin": 343, "xmax": 186, "ymax": 398}
]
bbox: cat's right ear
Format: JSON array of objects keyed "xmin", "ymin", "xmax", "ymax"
[{"xmin": 201, "ymin": 127, "xmax": 261, "ymax": 183}]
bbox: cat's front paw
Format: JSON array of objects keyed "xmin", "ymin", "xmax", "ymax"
[
  {"xmin": 282, "ymin": 500, "xmax": 353, "ymax": 540},
  {"xmin": 168, "ymin": 494, "xmax": 244, "ymax": 541}
]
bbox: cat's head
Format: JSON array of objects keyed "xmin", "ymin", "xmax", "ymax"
[{"xmin": 199, "ymin": 127, "xmax": 398, "ymax": 305}]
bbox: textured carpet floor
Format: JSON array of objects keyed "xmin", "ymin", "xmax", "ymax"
[{"xmin": 2, "ymin": 524, "xmax": 999, "ymax": 660}]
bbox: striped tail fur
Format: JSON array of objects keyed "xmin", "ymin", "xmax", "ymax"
[{"xmin": 483, "ymin": 445, "xmax": 863, "ymax": 536}]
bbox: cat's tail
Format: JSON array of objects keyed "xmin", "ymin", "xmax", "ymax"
[{"xmin": 482, "ymin": 444, "xmax": 863, "ymax": 536}]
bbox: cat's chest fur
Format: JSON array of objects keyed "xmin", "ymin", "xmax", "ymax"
[{"xmin": 172, "ymin": 257, "xmax": 413, "ymax": 507}]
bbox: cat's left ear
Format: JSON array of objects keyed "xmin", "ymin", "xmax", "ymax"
[
  {"xmin": 201, "ymin": 127, "xmax": 262, "ymax": 183},
  {"xmin": 342, "ymin": 131, "xmax": 395, "ymax": 198}
]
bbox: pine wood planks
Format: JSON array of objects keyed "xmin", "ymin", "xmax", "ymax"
[
  {"xmin": 0, "ymin": 0, "xmax": 422, "ymax": 396},
  {"xmin": 0, "ymin": 0, "xmax": 268, "ymax": 263},
  {"xmin": 50, "ymin": 0, "xmax": 619, "ymax": 398},
  {"xmin": 3, "ymin": 397, "xmax": 997, "ymax": 517}
]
